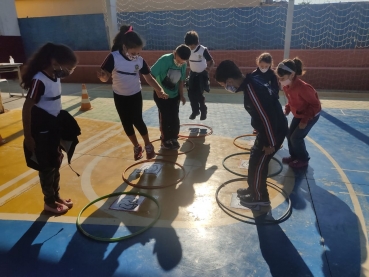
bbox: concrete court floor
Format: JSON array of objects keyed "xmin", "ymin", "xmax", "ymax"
[{"xmin": 0, "ymin": 81, "xmax": 369, "ymax": 277}]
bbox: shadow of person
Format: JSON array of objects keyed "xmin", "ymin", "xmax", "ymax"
[
  {"xmin": 295, "ymin": 166, "xmax": 364, "ymax": 277},
  {"xmin": 0, "ymin": 213, "xmax": 58, "ymax": 276},
  {"xmin": 56, "ymin": 154, "xmax": 184, "ymax": 276}
]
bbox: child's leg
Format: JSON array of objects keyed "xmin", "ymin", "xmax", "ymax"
[
  {"xmin": 188, "ymin": 73, "xmax": 200, "ymax": 116},
  {"xmin": 287, "ymin": 117, "xmax": 300, "ymax": 159},
  {"xmin": 53, "ymin": 169, "xmax": 73, "ymax": 209},
  {"xmin": 39, "ymin": 168, "xmax": 68, "ymax": 213},
  {"xmin": 113, "ymin": 93, "xmax": 136, "ymax": 141},
  {"xmin": 154, "ymin": 91, "xmax": 172, "ymax": 142}
]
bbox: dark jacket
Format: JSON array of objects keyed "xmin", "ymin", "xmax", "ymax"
[
  {"xmin": 24, "ymin": 106, "xmax": 81, "ymax": 171},
  {"xmin": 251, "ymin": 68, "xmax": 280, "ymax": 98},
  {"xmin": 237, "ymin": 73, "xmax": 287, "ymax": 148},
  {"xmin": 187, "ymin": 70, "xmax": 210, "ymax": 93}
]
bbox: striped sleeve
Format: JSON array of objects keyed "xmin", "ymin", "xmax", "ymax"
[
  {"xmin": 27, "ymin": 79, "xmax": 45, "ymax": 103},
  {"xmin": 246, "ymin": 83, "xmax": 276, "ymax": 147}
]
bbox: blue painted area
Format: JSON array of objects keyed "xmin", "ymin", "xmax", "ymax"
[{"xmin": 18, "ymin": 14, "xmax": 109, "ymax": 58}]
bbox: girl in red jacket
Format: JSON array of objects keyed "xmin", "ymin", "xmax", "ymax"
[{"xmin": 277, "ymin": 57, "xmax": 321, "ymax": 168}]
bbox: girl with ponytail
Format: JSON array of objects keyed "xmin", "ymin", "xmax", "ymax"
[{"xmin": 277, "ymin": 57, "xmax": 321, "ymax": 168}]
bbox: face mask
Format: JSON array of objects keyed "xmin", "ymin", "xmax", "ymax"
[
  {"xmin": 54, "ymin": 66, "xmax": 70, "ymax": 79},
  {"xmin": 225, "ymin": 84, "xmax": 237, "ymax": 93},
  {"xmin": 280, "ymin": 78, "xmax": 291, "ymax": 87},
  {"xmin": 126, "ymin": 52, "xmax": 139, "ymax": 61},
  {"xmin": 173, "ymin": 59, "xmax": 183, "ymax": 67},
  {"xmin": 259, "ymin": 67, "xmax": 269, "ymax": 73}
]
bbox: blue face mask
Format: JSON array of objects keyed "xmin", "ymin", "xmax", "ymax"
[{"xmin": 225, "ymin": 84, "xmax": 237, "ymax": 93}]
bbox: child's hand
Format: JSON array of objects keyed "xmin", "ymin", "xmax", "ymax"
[
  {"xmin": 262, "ymin": 146, "xmax": 275, "ymax": 155},
  {"xmin": 180, "ymin": 96, "xmax": 186, "ymax": 105},
  {"xmin": 299, "ymin": 122, "xmax": 307, "ymax": 129},
  {"xmin": 97, "ymin": 69, "xmax": 109, "ymax": 82},
  {"xmin": 156, "ymin": 90, "xmax": 168, "ymax": 99},
  {"xmin": 284, "ymin": 109, "xmax": 290, "ymax": 116},
  {"xmin": 24, "ymin": 136, "xmax": 36, "ymax": 152}
]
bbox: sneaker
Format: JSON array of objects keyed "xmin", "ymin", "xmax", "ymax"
[
  {"xmin": 200, "ymin": 110, "xmax": 207, "ymax": 121},
  {"xmin": 133, "ymin": 144, "xmax": 144, "ymax": 161},
  {"xmin": 134, "ymin": 144, "xmax": 144, "ymax": 160},
  {"xmin": 145, "ymin": 144, "xmax": 156, "ymax": 159},
  {"xmin": 237, "ymin": 187, "xmax": 251, "ymax": 196},
  {"xmin": 239, "ymin": 194, "xmax": 271, "ymax": 207},
  {"xmin": 171, "ymin": 139, "xmax": 180, "ymax": 150},
  {"xmin": 189, "ymin": 112, "xmax": 200, "ymax": 120},
  {"xmin": 161, "ymin": 140, "xmax": 175, "ymax": 150},
  {"xmin": 289, "ymin": 159, "xmax": 309, "ymax": 168},
  {"xmin": 282, "ymin": 156, "xmax": 294, "ymax": 164}
]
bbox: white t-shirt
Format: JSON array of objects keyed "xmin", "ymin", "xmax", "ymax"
[{"xmin": 27, "ymin": 71, "xmax": 62, "ymax": 117}]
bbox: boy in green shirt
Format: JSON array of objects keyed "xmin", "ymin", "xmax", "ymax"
[{"xmin": 151, "ymin": 44, "xmax": 191, "ymax": 150}]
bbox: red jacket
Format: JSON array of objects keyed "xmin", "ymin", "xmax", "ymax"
[{"xmin": 283, "ymin": 78, "xmax": 321, "ymax": 124}]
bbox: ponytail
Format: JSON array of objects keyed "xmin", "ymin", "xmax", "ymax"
[
  {"xmin": 277, "ymin": 57, "xmax": 305, "ymax": 78},
  {"xmin": 111, "ymin": 24, "xmax": 144, "ymax": 52},
  {"xmin": 292, "ymin": 57, "xmax": 305, "ymax": 76},
  {"xmin": 21, "ymin": 43, "xmax": 77, "ymax": 90}
]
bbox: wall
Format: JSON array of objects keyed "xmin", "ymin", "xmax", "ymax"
[{"xmin": 15, "ymin": 0, "xmax": 103, "ymax": 18}]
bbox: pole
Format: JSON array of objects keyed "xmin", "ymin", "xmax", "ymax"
[{"xmin": 283, "ymin": 0, "xmax": 295, "ymax": 59}]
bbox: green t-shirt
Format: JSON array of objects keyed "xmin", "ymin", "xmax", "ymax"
[{"xmin": 151, "ymin": 53, "xmax": 187, "ymax": 98}]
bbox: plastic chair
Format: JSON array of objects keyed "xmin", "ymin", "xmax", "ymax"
[{"xmin": 0, "ymin": 78, "xmax": 10, "ymax": 96}]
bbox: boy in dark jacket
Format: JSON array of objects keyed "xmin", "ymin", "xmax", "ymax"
[{"xmin": 215, "ymin": 60, "xmax": 287, "ymax": 207}]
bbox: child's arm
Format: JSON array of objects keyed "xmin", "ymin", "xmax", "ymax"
[
  {"xmin": 178, "ymin": 80, "xmax": 186, "ymax": 105},
  {"xmin": 143, "ymin": 74, "xmax": 168, "ymax": 99},
  {"xmin": 204, "ymin": 48, "xmax": 214, "ymax": 71},
  {"xmin": 22, "ymin": 98, "xmax": 36, "ymax": 151},
  {"xmin": 98, "ymin": 54, "xmax": 114, "ymax": 82}
]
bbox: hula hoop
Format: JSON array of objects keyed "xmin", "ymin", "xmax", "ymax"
[
  {"xmin": 178, "ymin": 124, "xmax": 213, "ymax": 138},
  {"xmin": 76, "ymin": 191, "xmax": 161, "ymax": 242},
  {"xmin": 122, "ymin": 158, "xmax": 186, "ymax": 189},
  {"xmin": 215, "ymin": 178, "xmax": 291, "ymax": 225},
  {"xmin": 233, "ymin": 134, "xmax": 256, "ymax": 150},
  {"xmin": 222, "ymin": 152, "xmax": 283, "ymax": 178},
  {"xmin": 151, "ymin": 138, "xmax": 195, "ymax": 156}
]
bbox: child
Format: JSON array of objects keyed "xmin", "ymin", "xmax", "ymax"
[
  {"xmin": 150, "ymin": 44, "xmax": 191, "ymax": 150},
  {"xmin": 184, "ymin": 31, "xmax": 214, "ymax": 120},
  {"xmin": 98, "ymin": 25, "xmax": 167, "ymax": 160},
  {"xmin": 277, "ymin": 57, "xmax": 321, "ymax": 168},
  {"xmin": 22, "ymin": 43, "xmax": 79, "ymax": 214},
  {"xmin": 215, "ymin": 60, "xmax": 288, "ymax": 207},
  {"xmin": 251, "ymin": 52, "xmax": 280, "ymax": 134}
]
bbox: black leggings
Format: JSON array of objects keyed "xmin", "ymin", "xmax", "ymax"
[{"xmin": 113, "ymin": 92, "xmax": 148, "ymax": 137}]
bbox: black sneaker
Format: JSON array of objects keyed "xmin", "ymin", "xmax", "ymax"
[
  {"xmin": 237, "ymin": 187, "xmax": 251, "ymax": 196},
  {"xmin": 171, "ymin": 139, "xmax": 180, "ymax": 150},
  {"xmin": 161, "ymin": 140, "xmax": 174, "ymax": 150},
  {"xmin": 189, "ymin": 112, "xmax": 200, "ymax": 120},
  {"xmin": 239, "ymin": 194, "xmax": 270, "ymax": 207},
  {"xmin": 200, "ymin": 110, "xmax": 207, "ymax": 120}
]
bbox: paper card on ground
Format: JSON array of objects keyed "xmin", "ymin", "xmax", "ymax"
[
  {"xmin": 199, "ymin": 128, "xmax": 208, "ymax": 134},
  {"xmin": 239, "ymin": 160, "xmax": 249, "ymax": 169},
  {"xmin": 133, "ymin": 162, "xmax": 163, "ymax": 176},
  {"xmin": 189, "ymin": 128, "xmax": 199, "ymax": 134},
  {"xmin": 230, "ymin": 193, "xmax": 251, "ymax": 210},
  {"xmin": 109, "ymin": 194, "xmax": 145, "ymax": 212}
]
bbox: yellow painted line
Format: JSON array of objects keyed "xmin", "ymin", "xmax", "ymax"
[{"xmin": 306, "ymin": 136, "xmax": 369, "ymax": 277}]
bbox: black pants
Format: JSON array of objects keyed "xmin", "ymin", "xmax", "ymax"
[
  {"xmin": 248, "ymin": 129, "xmax": 287, "ymax": 200},
  {"xmin": 153, "ymin": 92, "xmax": 180, "ymax": 142},
  {"xmin": 113, "ymin": 91, "xmax": 148, "ymax": 137},
  {"xmin": 188, "ymin": 71, "xmax": 208, "ymax": 114},
  {"xmin": 39, "ymin": 168, "xmax": 60, "ymax": 205}
]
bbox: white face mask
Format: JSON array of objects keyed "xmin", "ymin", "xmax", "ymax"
[
  {"xmin": 225, "ymin": 84, "xmax": 237, "ymax": 93},
  {"xmin": 126, "ymin": 52, "xmax": 139, "ymax": 61},
  {"xmin": 280, "ymin": 79, "xmax": 291, "ymax": 87},
  {"xmin": 259, "ymin": 67, "xmax": 269, "ymax": 73}
]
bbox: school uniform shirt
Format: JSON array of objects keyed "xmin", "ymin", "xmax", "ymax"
[
  {"xmin": 283, "ymin": 78, "xmax": 321, "ymax": 124},
  {"xmin": 101, "ymin": 50, "xmax": 150, "ymax": 96},
  {"xmin": 188, "ymin": 45, "xmax": 213, "ymax": 73},
  {"xmin": 151, "ymin": 53, "xmax": 187, "ymax": 98},
  {"xmin": 251, "ymin": 67, "xmax": 280, "ymax": 98},
  {"xmin": 27, "ymin": 71, "xmax": 62, "ymax": 117},
  {"xmin": 237, "ymin": 73, "xmax": 286, "ymax": 148}
]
